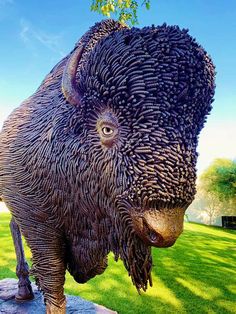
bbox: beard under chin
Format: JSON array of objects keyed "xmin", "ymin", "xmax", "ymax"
[{"xmin": 110, "ymin": 206, "xmax": 153, "ymax": 292}]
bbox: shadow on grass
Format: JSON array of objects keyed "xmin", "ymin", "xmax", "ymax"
[
  {"xmin": 1, "ymin": 212, "xmax": 235, "ymax": 314},
  {"xmin": 150, "ymin": 223, "xmax": 236, "ymax": 314}
]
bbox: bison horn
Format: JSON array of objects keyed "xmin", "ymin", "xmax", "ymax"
[{"xmin": 61, "ymin": 46, "xmax": 84, "ymax": 106}]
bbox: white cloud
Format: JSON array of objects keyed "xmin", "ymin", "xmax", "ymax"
[
  {"xmin": 19, "ymin": 21, "xmax": 29, "ymax": 43},
  {"xmin": 19, "ymin": 19, "xmax": 65, "ymax": 57}
]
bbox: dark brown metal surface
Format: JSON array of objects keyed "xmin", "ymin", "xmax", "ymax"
[{"xmin": 0, "ymin": 19, "xmax": 215, "ymax": 313}]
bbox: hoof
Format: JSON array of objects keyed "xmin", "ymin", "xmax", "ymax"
[{"xmin": 15, "ymin": 284, "xmax": 34, "ymax": 301}]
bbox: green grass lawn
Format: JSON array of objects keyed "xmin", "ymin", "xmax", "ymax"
[{"xmin": 0, "ymin": 212, "xmax": 235, "ymax": 314}]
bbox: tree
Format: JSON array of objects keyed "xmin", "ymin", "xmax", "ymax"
[
  {"xmin": 187, "ymin": 159, "xmax": 236, "ymax": 225},
  {"xmin": 187, "ymin": 185, "xmax": 222, "ymax": 225},
  {"xmin": 90, "ymin": 0, "xmax": 151, "ymax": 25},
  {"xmin": 200, "ymin": 158, "xmax": 236, "ymax": 215}
]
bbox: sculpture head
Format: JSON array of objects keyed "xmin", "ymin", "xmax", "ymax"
[{"xmin": 62, "ymin": 20, "xmax": 215, "ymax": 290}]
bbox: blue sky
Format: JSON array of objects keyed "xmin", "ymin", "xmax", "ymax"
[{"xmin": 0, "ymin": 0, "xmax": 235, "ymax": 173}]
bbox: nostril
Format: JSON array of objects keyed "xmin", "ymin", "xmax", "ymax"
[
  {"xmin": 143, "ymin": 220, "xmax": 163, "ymax": 244},
  {"xmin": 148, "ymin": 230, "xmax": 158, "ymax": 242}
]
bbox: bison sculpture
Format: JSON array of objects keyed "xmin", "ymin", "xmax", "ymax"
[{"xmin": 0, "ymin": 19, "xmax": 215, "ymax": 313}]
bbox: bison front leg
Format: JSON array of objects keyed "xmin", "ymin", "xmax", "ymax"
[
  {"xmin": 10, "ymin": 217, "xmax": 34, "ymax": 300},
  {"xmin": 23, "ymin": 224, "xmax": 67, "ymax": 314}
]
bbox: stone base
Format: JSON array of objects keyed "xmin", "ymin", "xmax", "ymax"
[{"xmin": 0, "ymin": 279, "xmax": 117, "ymax": 313}]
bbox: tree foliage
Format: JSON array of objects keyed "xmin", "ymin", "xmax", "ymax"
[
  {"xmin": 90, "ymin": 0, "xmax": 151, "ymax": 25},
  {"xmin": 187, "ymin": 159, "xmax": 236, "ymax": 225},
  {"xmin": 189, "ymin": 185, "xmax": 222, "ymax": 225},
  {"xmin": 200, "ymin": 158, "xmax": 236, "ymax": 206}
]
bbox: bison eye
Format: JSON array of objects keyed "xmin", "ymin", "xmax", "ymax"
[
  {"xmin": 99, "ymin": 123, "xmax": 118, "ymax": 147},
  {"xmin": 102, "ymin": 126, "xmax": 114, "ymax": 136},
  {"xmin": 97, "ymin": 111, "xmax": 119, "ymax": 147}
]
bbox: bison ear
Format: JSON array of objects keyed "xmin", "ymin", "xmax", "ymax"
[{"xmin": 61, "ymin": 19, "xmax": 127, "ymax": 106}]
